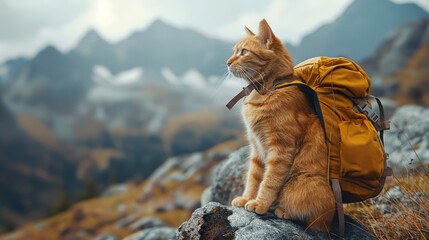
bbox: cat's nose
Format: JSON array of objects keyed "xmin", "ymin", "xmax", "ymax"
[{"xmin": 227, "ymin": 59, "xmax": 233, "ymax": 66}]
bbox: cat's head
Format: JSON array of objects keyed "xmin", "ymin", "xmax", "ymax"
[{"xmin": 226, "ymin": 19, "xmax": 293, "ymax": 93}]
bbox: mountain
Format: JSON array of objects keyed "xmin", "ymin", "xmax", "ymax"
[
  {"xmin": 361, "ymin": 18, "xmax": 429, "ymax": 104},
  {"xmin": 0, "ymin": 19, "xmax": 242, "ymax": 230},
  {"xmin": 73, "ymin": 29, "xmax": 117, "ymax": 73},
  {"xmin": 290, "ymin": 0, "xmax": 428, "ymax": 62},
  {"xmin": 0, "ymin": 57, "xmax": 28, "ymax": 87},
  {"xmin": 4, "ymin": 45, "xmax": 93, "ymax": 112},
  {"xmin": 0, "ymin": 100, "xmax": 77, "ymax": 227},
  {"xmin": 115, "ymin": 19, "xmax": 233, "ymax": 79},
  {"xmin": 71, "ymin": 19, "xmax": 233, "ymax": 81}
]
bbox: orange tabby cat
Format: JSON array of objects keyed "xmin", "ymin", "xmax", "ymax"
[{"xmin": 227, "ymin": 19, "xmax": 336, "ymax": 231}]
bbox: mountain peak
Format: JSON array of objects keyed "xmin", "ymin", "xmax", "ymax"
[
  {"xmin": 144, "ymin": 19, "xmax": 179, "ymax": 35},
  {"xmin": 35, "ymin": 45, "xmax": 62, "ymax": 60},
  {"xmin": 75, "ymin": 29, "xmax": 110, "ymax": 57},
  {"xmin": 82, "ymin": 29, "xmax": 103, "ymax": 41}
]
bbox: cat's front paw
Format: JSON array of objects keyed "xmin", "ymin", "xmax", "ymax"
[
  {"xmin": 231, "ymin": 196, "xmax": 250, "ymax": 207},
  {"xmin": 274, "ymin": 207, "xmax": 290, "ymax": 219},
  {"xmin": 245, "ymin": 199, "xmax": 269, "ymax": 214}
]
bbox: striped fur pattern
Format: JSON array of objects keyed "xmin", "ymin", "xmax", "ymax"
[{"xmin": 226, "ymin": 19, "xmax": 336, "ymax": 231}]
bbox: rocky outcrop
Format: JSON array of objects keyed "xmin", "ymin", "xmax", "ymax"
[
  {"xmin": 192, "ymin": 146, "xmax": 376, "ymax": 239},
  {"xmin": 384, "ymin": 105, "xmax": 429, "ymax": 169},
  {"xmin": 178, "ymin": 202, "xmax": 375, "ymax": 240},
  {"xmin": 204, "ymin": 146, "xmax": 249, "ymax": 205}
]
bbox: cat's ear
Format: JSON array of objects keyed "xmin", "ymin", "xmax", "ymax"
[
  {"xmin": 244, "ymin": 26, "xmax": 255, "ymax": 36},
  {"xmin": 258, "ymin": 19, "xmax": 276, "ymax": 49}
]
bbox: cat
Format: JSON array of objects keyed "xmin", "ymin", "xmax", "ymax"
[{"xmin": 226, "ymin": 19, "xmax": 336, "ymax": 231}]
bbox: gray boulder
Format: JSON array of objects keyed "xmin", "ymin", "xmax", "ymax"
[
  {"xmin": 178, "ymin": 202, "xmax": 375, "ymax": 240},
  {"xmin": 123, "ymin": 227, "xmax": 177, "ymax": 240},
  {"xmin": 376, "ymin": 185, "xmax": 426, "ymax": 214},
  {"xmin": 101, "ymin": 183, "xmax": 129, "ymax": 197},
  {"xmin": 206, "ymin": 146, "xmax": 249, "ymax": 205},
  {"xmin": 384, "ymin": 105, "xmax": 429, "ymax": 169},
  {"xmin": 129, "ymin": 217, "xmax": 166, "ymax": 231}
]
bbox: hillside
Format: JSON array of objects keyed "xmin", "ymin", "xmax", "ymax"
[
  {"xmin": 0, "ymin": 101, "xmax": 77, "ymax": 227},
  {"xmin": 361, "ymin": 18, "xmax": 429, "ymax": 104},
  {"xmin": 1, "ymin": 104, "xmax": 428, "ymax": 239},
  {"xmin": 0, "ymin": 140, "xmax": 244, "ymax": 239},
  {"xmin": 290, "ymin": 0, "xmax": 428, "ymax": 62}
]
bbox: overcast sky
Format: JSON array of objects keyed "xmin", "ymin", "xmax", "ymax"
[{"xmin": 0, "ymin": 0, "xmax": 428, "ymax": 63}]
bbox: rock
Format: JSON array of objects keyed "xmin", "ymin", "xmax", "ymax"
[
  {"xmin": 384, "ymin": 105, "xmax": 429, "ymax": 169},
  {"xmin": 201, "ymin": 186, "xmax": 212, "ymax": 206},
  {"xmin": 376, "ymin": 185, "xmax": 425, "ymax": 214},
  {"xmin": 384, "ymin": 186, "xmax": 403, "ymax": 201},
  {"xmin": 123, "ymin": 227, "xmax": 177, "ymax": 240},
  {"xmin": 178, "ymin": 202, "xmax": 375, "ymax": 240},
  {"xmin": 115, "ymin": 215, "xmax": 138, "ymax": 228},
  {"xmin": 173, "ymin": 189, "xmax": 201, "ymax": 210},
  {"xmin": 101, "ymin": 183, "xmax": 129, "ymax": 197},
  {"xmin": 209, "ymin": 146, "xmax": 249, "ymax": 205},
  {"xmin": 93, "ymin": 233, "xmax": 118, "ymax": 240},
  {"xmin": 378, "ymin": 186, "xmax": 403, "ymax": 214},
  {"xmin": 138, "ymin": 150, "xmax": 225, "ymax": 202},
  {"xmin": 129, "ymin": 217, "xmax": 166, "ymax": 231}
]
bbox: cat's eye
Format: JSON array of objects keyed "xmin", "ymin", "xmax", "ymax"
[{"xmin": 235, "ymin": 48, "xmax": 249, "ymax": 56}]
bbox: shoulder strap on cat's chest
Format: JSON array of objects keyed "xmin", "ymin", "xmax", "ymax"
[
  {"xmin": 226, "ymin": 84, "xmax": 255, "ymax": 110},
  {"xmin": 226, "ymin": 76, "xmax": 296, "ymax": 110}
]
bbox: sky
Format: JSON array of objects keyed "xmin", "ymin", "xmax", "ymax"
[{"xmin": 0, "ymin": 0, "xmax": 428, "ymax": 63}]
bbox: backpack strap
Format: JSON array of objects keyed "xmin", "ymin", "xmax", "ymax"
[
  {"xmin": 225, "ymin": 76, "xmax": 296, "ymax": 110},
  {"xmin": 372, "ymin": 167, "xmax": 393, "ymax": 197},
  {"xmin": 275, "ymin": 80, "xmax": 327, "ymax": 138},
  {"xmin": 226, "ymin": 84, "xmax": 255, "ymax": 110},
  {"xmin": 331, "ymin": 179, "xmax": 345, "ymax": 237}
]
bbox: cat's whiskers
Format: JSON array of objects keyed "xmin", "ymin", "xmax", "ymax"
[
  {"xmin": 240, "ymin": 70, "xmax": 260, "ymax": 94},
  {"xmin": 242, "ymin": 67, "xmax": 267, "ymax": 93},
  {"xmin": 233, "ymin": 65, "xmax": 259, "ymax": 91}
]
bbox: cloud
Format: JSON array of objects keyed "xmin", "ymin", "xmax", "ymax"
[
  {"xmin": 74, "ymin": 0, "xmax": 159, "ymax": 42},
  {"xmin": 0, "ymin": 0, "xmax": 89, "ymax": 40}
]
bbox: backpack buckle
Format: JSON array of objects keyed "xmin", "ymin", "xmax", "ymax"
[
  {"xmin": 354, "ymin": 101, "xmax": 380, "ymax": 123},
  {"xmin": 363, "ymin": 103, "xmax": 380, "ymax": 123}
]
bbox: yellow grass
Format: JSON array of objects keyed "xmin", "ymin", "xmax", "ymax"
[
  {"xmin": 345, "ymin": 166, "xmax": 429, "ymax": 239},
  {"xmin": 17, "ymin": 113, "xmax": 59, "ymax": 150}
]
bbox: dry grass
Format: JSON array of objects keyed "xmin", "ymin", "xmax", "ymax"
[{"xmin": 345, "ymin": 166, "xmax": 429, "ymax": 239}]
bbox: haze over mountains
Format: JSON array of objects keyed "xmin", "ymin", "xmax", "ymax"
[{"xmin": 0, "ymin": 0, "xmax": 427, "ymax": 230}]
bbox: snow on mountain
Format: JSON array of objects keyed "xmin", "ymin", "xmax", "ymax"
[
  {"xmin": 162, "ymin": 67, "xmax": 206, "ymax": 89},
  {"xmin": 92, "ymin": 65, "xmax": 143, "ymax": 85}
]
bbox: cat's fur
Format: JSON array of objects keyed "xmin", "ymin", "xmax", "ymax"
[{"xmin": 227, "ymin": 19, "xmax": 336, "ymax": 231}]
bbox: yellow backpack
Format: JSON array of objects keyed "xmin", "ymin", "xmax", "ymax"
[
  {"xmin": 226, "ymin": 56, "xmax": 392, "ymax": 235},
  {"xmin": 280, "ymin": 57, "xmax": 392, "ymax": 235},
  {"xmin": 285, "ymin": 56, "xmax": 391, "ymax": 200}
]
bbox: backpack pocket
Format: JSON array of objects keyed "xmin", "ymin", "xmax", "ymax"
[{"xmin": 339, "ymin": 119, "xmax": 384, "ymax": 180}]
